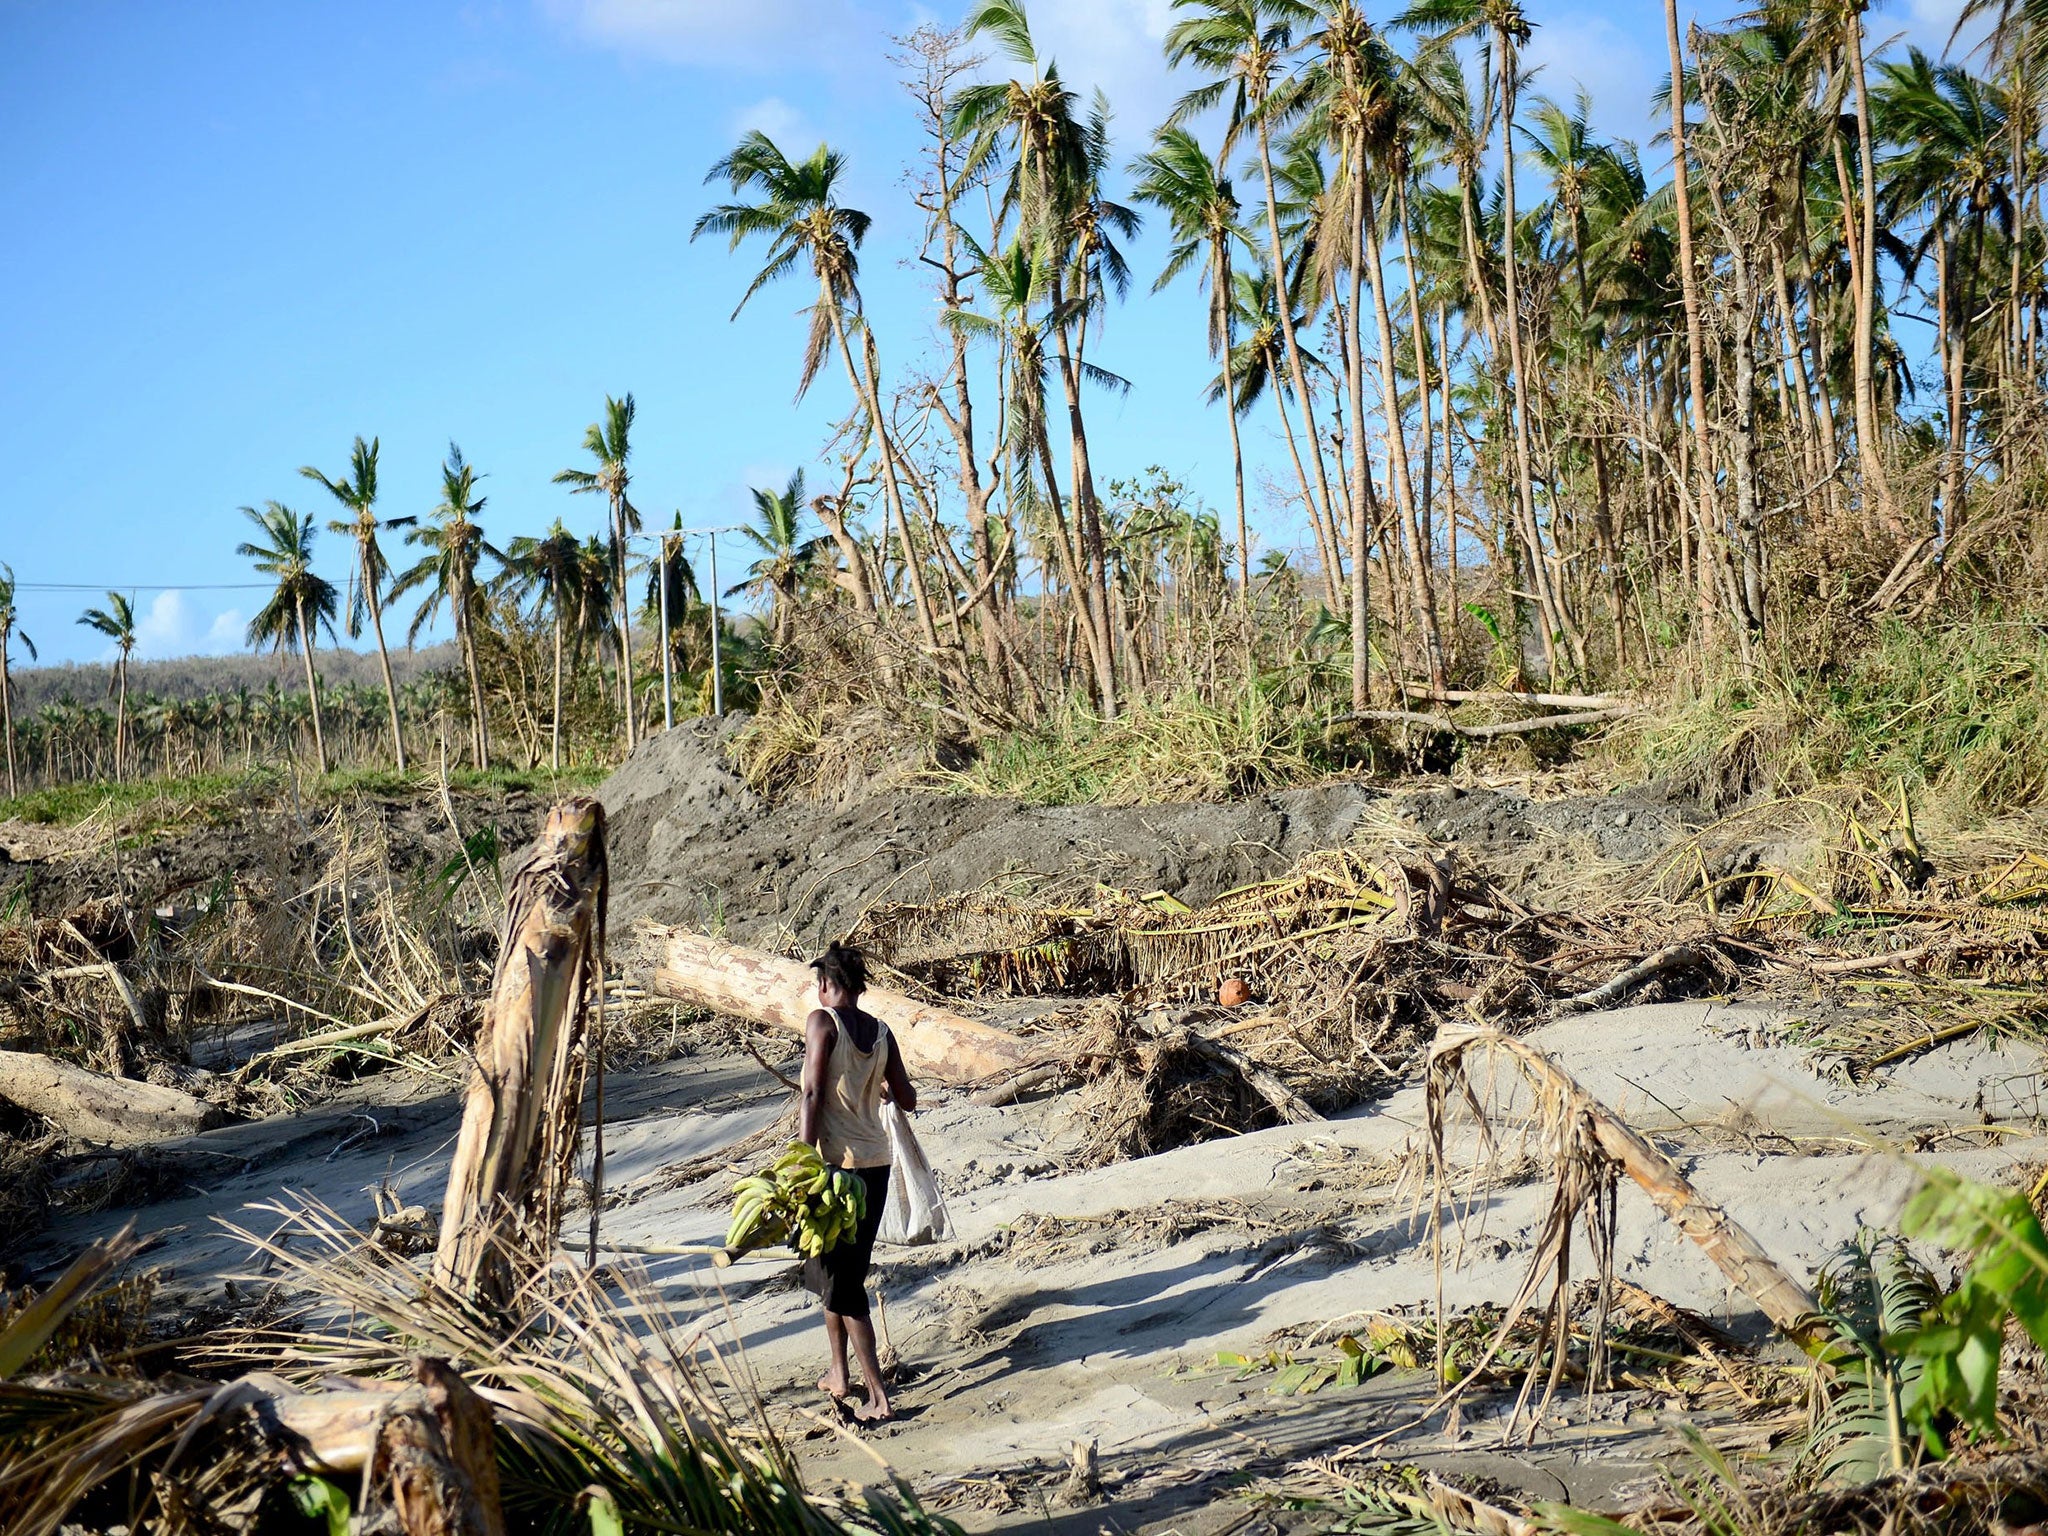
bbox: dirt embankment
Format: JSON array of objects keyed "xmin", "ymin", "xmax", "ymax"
[
  {"xmin": 0, "ymin": 781, "xmax": 555, "ymax": 922},
  {"xmin": 599, "ymin": 716, "xmax": 1702, "ymax": 950}
]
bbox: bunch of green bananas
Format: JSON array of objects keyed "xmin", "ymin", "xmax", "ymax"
[
  {"xmin": 724, "ymin": 1141, "xmax": 870, "ymax": 1258},
  {"xmin": 724, "ymin": 1170, "xmax": 792, "ymax": 1253}
]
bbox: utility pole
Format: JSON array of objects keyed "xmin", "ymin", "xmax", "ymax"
[
  {"xmin": 663, "ymin": 524, "xmax": 743, "ymax": 718},
  {"xmin": 707, "ymin": 530, "xmax": 724, "ymax": 718},
  {"xmin": 658, "ymin": 528, "xmax": 674, "ymax": 731}
]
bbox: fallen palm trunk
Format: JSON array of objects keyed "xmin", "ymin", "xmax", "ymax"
[
  {"xmin": 0, "ymin": 1049, "xmax": 229, "ymax": 1146},
  {"xmin": 1, "ymin": 1229, "xmax": 504, "ymax": 1536},
  {"xmin": 435, "ymin": 799, "xmax": 607, "ymax": 1305},
  {"xmin": 647, "ymin": 928, "xmax": 1037, "ymax": 1083},
  {"xmin": 0, "ymin": 1367, "xmax": 502, "ymax": 1536},
  {"xmin": 1398, "ymin": 683, "xmax": 1629, "ymax": 710},
  {"xmin": 1341, "ymin": 707, "xmax": 1635, "ymax": 736},
  {"xmin": 1430, "ymin": 1030, "xmax": 1825, "ymax": 1354}
]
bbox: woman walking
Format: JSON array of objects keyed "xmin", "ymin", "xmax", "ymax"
[{"xmin": 799, "ymin": 940, "xmax": 914, "ymax": 1422}]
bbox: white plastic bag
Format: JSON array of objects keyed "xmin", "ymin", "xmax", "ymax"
[{"xmin": 876, "ymin": 1101, "xmax": 950, "ymax": 1246}]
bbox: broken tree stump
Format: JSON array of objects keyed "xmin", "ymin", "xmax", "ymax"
[
  {"xmin": 434, "ymin": 799, "xmax": 606, "ymax": 1304},
  {"xmin": 360, "ymin": 1357, "xmax": 505, "ymax": 1536},
  {"xmin": 647, "ymin": 928, "xmax": 1037, "ymax": 1084},
  {"xmin": 0, "ymin": 1050, "xmax": 229, "ymax": 1146}
]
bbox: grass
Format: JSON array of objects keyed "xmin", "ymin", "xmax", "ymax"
[
  {"xmin": 942, "ymin": 684, "xmax": 1357, "ymax": 805},
  {"xmin": 1623, "ymin": 616, "xmax": 2048, "ymax": 820},
  {"xmin": 0, "ymin": 761, "xmax": 611, "ymax": 830}
]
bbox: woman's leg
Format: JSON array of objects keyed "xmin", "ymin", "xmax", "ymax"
[
  {"xmin": 845, "ymin": 1313, "xmax": 891, "ymax": 1421},
  {"xmin": 820, "ymin": 1308, "xmax": 851, "ymax": 1398}
]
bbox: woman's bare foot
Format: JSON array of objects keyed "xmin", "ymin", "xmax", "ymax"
[
  {"xmin": 818, "ymin": 1371, "xmax": 851, "ymax": 1399},
  {"xmin": 855, "ymin": 1395, "xmax": 894, "ymax": 1423}
]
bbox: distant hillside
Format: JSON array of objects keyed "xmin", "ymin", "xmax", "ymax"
[{"xmin": 8, "ymin": 643, "xmax": 462, "ymax": 710}]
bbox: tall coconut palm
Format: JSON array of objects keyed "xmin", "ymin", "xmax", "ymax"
[
  {"xmin": 1874, "ymin": 48, "xmax": 2014, "ymax": 543},
  {"xmin": 0, "ymin": 565, "xmax": 33, "ymax": 797},
  {"xmin": 694, "ymin": 139, "xmax": 949, "ymax": 659},
  {"xmin": 76, "ymin": 593, "xmax": 138, "ymax": 782},
  {"xmin": 1166, "ymin": 0, "xmax": 1343, "ymax": 574},
  {"xmin": 943, "ymin": 235, "xmax": 1100, "ymax": 652},
  {"xmin": 733, "ymin": 471, "xmax": 830, "ymax": 646},
  {"xmin": 1130, "ymin": 126, "xmax": 1254, "ymax": 596},
  {"xmin": 552, "ymin": 394, "xmax": 643, "ymax": 750},
  {"xmin": 643, "ymin": 513, "xmax": 703, "ymax": 705},
  {"xmin": 300, "ymin": 435, "xmax": 414, "ymax": 771},
  {"xmin": 1398, "ymin": 0, "xmax": 1574, "ymax": 682},
  {"xmin": 1217, "ymin": 266, "xmax": 1346, "ymax": 598},
  {"xmin": 499, "ymin": 520, "xmax": 584, "ymax": 770},
  {"xmin": 951, "ymin": 0, "xmax": 1125, "ymax": 713},
  {"xmin": 392, "ymin": 445, "xmax": 497, "ymax": 770},
  {"xmin": 237, "ymin": 505, "xmax": 339, "ymax": 774}
]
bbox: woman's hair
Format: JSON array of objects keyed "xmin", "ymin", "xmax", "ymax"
[{"xmin": 809, "ymin": 940, "xmax": 867, "ymax": 998}]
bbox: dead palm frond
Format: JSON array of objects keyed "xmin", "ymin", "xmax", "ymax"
[{"xmin": 207, "ymin": 1192, "xmax": 959, "ymax": 1536}]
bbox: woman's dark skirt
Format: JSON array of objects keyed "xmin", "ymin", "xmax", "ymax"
[{"xmin": 802, "ymin": 1164, "xmax": 890, "ymax": 1319}]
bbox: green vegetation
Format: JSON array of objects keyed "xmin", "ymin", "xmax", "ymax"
[
  {"xmin": 946, "ymin": 684, "xmax": 1350, "ymax": 805},
  {"xmin": 1626, "ymin": 619, "xmax": 2048, "ymax": 817},
  {"xmin": 0, "ymin": 762, "xmax": 606, "ymax": 830}
]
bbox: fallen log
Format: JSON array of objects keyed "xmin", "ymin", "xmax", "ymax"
[
  {"xmin": 647, "ymin": 928, "xmax": 1038, "ymax": 1084},
  {"xmin": 0, "ymin": 1050, "xmax": 230, "ymax": 1146},
  {"xmin": 1399, "ymin": 683, "xmax": 1629, "ymax": 710},
  {"xmin": 1336, "ymin": 707, "xmax": 1634, "ymax": 738}
]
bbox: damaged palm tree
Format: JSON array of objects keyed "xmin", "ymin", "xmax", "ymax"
[
  {"xmin": 435, "ymin": 797, "xmax": 607, "ymax": 1305},
  {"xmin": 1422, "ymin": 1030, "xmax": 1827, "ymax": 1437}
]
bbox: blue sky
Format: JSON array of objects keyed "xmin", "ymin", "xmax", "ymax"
[{"xmin": 0, "ymin": 0, "xmax": 1979, "ymax": 665}]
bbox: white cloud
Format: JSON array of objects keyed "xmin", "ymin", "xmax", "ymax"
[
  {"xmin": 205, "ymin": 609, "xmax": 247, "ymax": 651},
  {"xmin": 1874, "ymin": 0, "xmax": 1994, "ymax": 59},
  {"xmin": 1017, "ymin": 0, "xmax": 1180, "ymax": 137},
  {"xmin": 129, "ymin": 591, "xmax": 246, "ymax": 661},
  {"xmin": 1521, "ymin": 10, "xmax": 1661, "ymax": 147},
  {"xmin": 541, "ymin": 0, "xmax": 873, "ymax": 71},
  {"xmin": 731, "ymin": 95, "xmax": 818, "ymax": 150}
]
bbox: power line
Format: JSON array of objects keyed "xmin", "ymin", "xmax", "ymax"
[{"xmin": 14, "ymin": 582, "xmax": 272, "ymax": 592}]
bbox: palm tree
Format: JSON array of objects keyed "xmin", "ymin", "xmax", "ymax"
[
  {"xmin": 392, "ymin": 445, "xmax": 498, "ymax": 770},
  {"xmin": 237, "ymin": 505, "xmax": 339, "ymax": 774},
  {"xmin": 1398, "ymin": 0, "xmax": 1573, "ymax": 682},
  {"xmin": 644, "ymin": 513, "xmax": 704, "ymax": 716},
  {"xmin": 951, "ymin": 0, "xmax": 1126, "ymax": 713},
  {"xmin": 0, "ymin": 565, "xmax": 33, "ymax": 797},
  {"xmin": 1130, "ymin": 127, "xmax": 1254, "ymax": 597},
  {"xmin": 1166, "ymin": 0, "xmax": 1343, "ymax": 578},
  {"xmin": 301, "ymin": 435, "xmax": 414, "ymax": 771},
  {"xmin": 552, "ymin": 394, "xmax": 643, "ymax": 750},
  {"xmin": 733, "ymin": 471, "xmax": 828, "ymax": 646},
  {"xmin": 693, "ymin": 134, "xmax": 947, "ymax": 657},
  {"xmin": 76, "ymin": 592, "xmax": 138, "ymax": 782},
  {"xmin": 1874, "ymin": 48, "xmax": 2014, "ymax": 548},
  {"xmin": 943, "ymin": 235, "xmax": 1105, "ymax": 675},
  {"xmin": 1525, "ymin": 91, "xmax": 1631, "ymax": 658},
  {"xmin": 1219, "ymin": 266, "xmax": 1346, "ymax": 596},
  {"xmin": 499, "ymin": 520, "xmax": 584, "ymax": 769}
]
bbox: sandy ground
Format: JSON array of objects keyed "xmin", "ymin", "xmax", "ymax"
[{"xmin": 16, "ymin": 997, "xmax": 2044, "ymax": 1532}]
